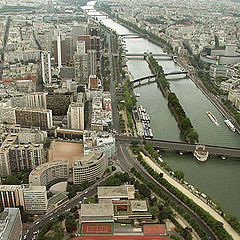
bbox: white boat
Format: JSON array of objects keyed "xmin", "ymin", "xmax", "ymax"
[
  {"xmin": 134, "ymin": 91, "xmax": 140, "ymax": 97},
  {"xmin": 224, "ymin": 119, "xmax": 236, "ymax": 132},
  {"xmin": 206, "ymin": 111, "xmax": 219, "ymax": 125}
]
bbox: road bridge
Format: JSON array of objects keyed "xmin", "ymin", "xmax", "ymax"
[
  {"xmin": 130, "ymin": 71, "xmax": 188, "ymax": 85},
  {"xmin": 117, "ymin": 136, "xmax": 240, "ymax": 158},
  {"xmin": 126, "ymin": 53, "xmax": 171, "ymax": 57}
]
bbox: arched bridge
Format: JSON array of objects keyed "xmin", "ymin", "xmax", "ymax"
[
  {"xmin": 130, "ymin": 71, "xmax": 188, "ymax": 85},
  {"xmin": 116, "ymin": 135, "xmax": 240, "ymax": 159}
]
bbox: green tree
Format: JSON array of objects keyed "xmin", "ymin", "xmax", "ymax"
[
  {"xmin": 174, "ymin": 170, "xmax": 184, "ymax": 181},
  {"xmin": 104, "ymin": 176, "xmax": 121, "ymax": 186},
  {"xmin": 2, "ymin": 175, "xmax": 20, "ymax": 185},
  {"xmin": 65, "ymin": 215, "xmax": 77, "ymax": 233}
]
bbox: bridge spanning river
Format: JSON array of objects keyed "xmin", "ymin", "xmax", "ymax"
[
  {"xmin": 131, "ymin": 71, "xmax": 188, "ymax": 85},
  {"xmin": 117, "ymin": 136, "xmax": 240, "ymax": 159}
]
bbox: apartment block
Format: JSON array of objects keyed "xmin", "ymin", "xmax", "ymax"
[{"xmin": 15, "ymin": 108, "xmax": 53, "ymax": 130}]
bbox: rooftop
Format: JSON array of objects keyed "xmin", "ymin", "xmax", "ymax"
[
  {"xmin": 29, "ymin": 159, "xmax": 68, "ymax": 177},
  {"xmin": 130, "ymin": 200, "xmax": 148, "ymax": 212},
  {"xmin": 0, "ymin": 208, "xmax": 21, "ymax": 240},
  {"xmin": 81, "ymin": 203, "xmax": 114, "ymax": 217},
  {"xmin": 98, "ymin": 185, "xmax": 135, "ymax": 200},
  {"xmin": 48, "ymin": 192, "xmax": 68, "ymax": 206}
]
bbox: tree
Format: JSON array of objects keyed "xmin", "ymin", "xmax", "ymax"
[
  {"xmin": 104, "ymin": 176, "xmax": 121, "ymax": 186},
  {"xmin": 44, "ymin": 138, "xmax": 51, "ymax": 148},
  {"xmin": 2, "ymin": 175, "xmax": 20, "ymax": 185},
  {"xmin": 174, "ymin": 170, "xmax": 184, "ymax": 181},
  {"xmin": 65, "ymin": 215, "xmax": 77, "ymax": 233}
]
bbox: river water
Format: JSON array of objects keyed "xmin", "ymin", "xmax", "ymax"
[{"xmin": 83, "ymin": 1, "xmax": 240, "ymax": 218}]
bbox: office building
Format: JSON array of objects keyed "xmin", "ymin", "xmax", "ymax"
[
  {"xmin": 10, "ymin": 92, "xmax": 47, "ymax": 109},
  {"xmin": 20, "ymin": 184, "xmax": 48, "ymax": 213},
  {"xmin": 0, "ymin": 208, "xmax": 22, "ymax": 240},
  {"xmin": 0, "ymin": 184, "xmax": 47, "ymax": 213}
]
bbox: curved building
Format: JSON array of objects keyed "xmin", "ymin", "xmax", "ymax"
[
  {"xmin": 73, "ymin": 152, "xmax": 107, "ymax": 184},
  {"xmin": 200, "ymin": 44, "xmax": 240, "ymax": 65},
  {"xmin": 29, "ymin": 160, "xmax": 69, "ymax": 186}
]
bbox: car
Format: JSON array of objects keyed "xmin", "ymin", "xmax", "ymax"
[
  {"xmin": 33, "ymin": 230, "xmax": 39, "ymax": 235},
  {"xmin": 78, "ymin": 201, "xmax": 82, "ymax": 204},
  {"xmin": 23, "ymin": 235, "xmax": 27, "ymax": 240},
  {"xmin": 83, "ymin": 197, "xmax": 87, "ymax": 200},
  {"xmin": 50, "ymin": 217, "xmax": 53, "ymax": 220},
  {"xmin": 84, "ymin": 190, "xmax": 88, "ymax": 194},
  {"xmin": 26, "ymin": 229, "xmax": 29, "ymax": 233},
  {"xmin": 35, "ymin": 220, "xmax": 40, "ymax": 225}
]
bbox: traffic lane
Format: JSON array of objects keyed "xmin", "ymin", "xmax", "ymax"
[
  {"xmin": 25, "ymin": 185, "xmax": 99, "ymax": 240},
  {"xmin": 117, "ymin": 141, "xmax": 215, "ymax": 239}
]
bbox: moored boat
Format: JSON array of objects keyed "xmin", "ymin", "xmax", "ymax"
[{"xmin": 224, "ymin": 119, "xmax": 236, "ymax": 132}]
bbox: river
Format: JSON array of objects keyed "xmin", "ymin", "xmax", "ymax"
[{"xmin": 83, "ymin": 1, "xmax": 240, "ymax": 218}]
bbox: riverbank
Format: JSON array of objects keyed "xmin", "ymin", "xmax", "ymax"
[
  {"xmin": 146, "ymin": 54, "xmax": 199, "ymax": 144},
  {"xmin": 139, "ymin": 151, "xmax": 240, "ymax": 240},
  {"xmin": 175, "ymin": 58, "xmax": 240, "ymax": 134}
]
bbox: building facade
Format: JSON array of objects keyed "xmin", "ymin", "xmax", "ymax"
[
  {"xmin": 29, "ymin": 160, "xmax": 69, "ymax": 186},
  {"xmin": 73, "ymin": 152, "xmax": 108, "ymax": 184},
  {"xmin": 0, "ymin": 208, "xmax": 22, "ymax": 240},
  {"xmin": 15, "ymin": 108, "xmax": 53, "ymax": 130}
]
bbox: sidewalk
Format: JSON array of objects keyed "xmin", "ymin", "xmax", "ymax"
[{"xmin": 140, "ymin": 152, "xmax": 240, "ymax": 240}]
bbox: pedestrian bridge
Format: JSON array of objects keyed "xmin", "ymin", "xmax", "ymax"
[{"xmin": 116, "ymin": 136, "xmax": 240, "ymax": 159}]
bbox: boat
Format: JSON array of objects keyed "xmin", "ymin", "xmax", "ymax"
[
  {"xmin": 224, "ymin": 119, "xmax": 236, "ymax": 132},
  {"xmin": 134, "ymin": 92, "xmax": 140, "ymax": 97},
  {"xmin": 206, "ymin": 111, "xmax": 219, "ymax": 125}
]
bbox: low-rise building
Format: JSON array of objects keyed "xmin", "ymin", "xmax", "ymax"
[
  {"xmin": 80, "ymin": 203, "xmax": 114, "ymax": 223},
  {"xmin": 98, "ymin": 185, "xmax": 135, "ymax": 201}
]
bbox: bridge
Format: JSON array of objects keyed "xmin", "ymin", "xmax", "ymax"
[
  {"xmin": 126, "ymin": 53, "xmax": 171, "ymax": 57},
  {"xmin": 116, "ymin": 136, "xmax": 240, "ymax": 159},
  {"xmin": 130, "ymin": 71, "xmax": 188, "ymax": 85},
  {"xmin": 119, "ymin": 33, "xmax": 147, "ymax": 38}
]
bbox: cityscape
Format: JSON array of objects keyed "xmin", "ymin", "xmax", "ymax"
[{"xmin": 0, "ymin": 0, "xmax": 239, "ymax": 240}]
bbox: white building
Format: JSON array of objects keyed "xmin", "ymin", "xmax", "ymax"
[
  {"xmin": 29, "ymin": 160, "xmax": 69, "ymax": 186},
  {"xmin": 0, "ymin": 208, "xmax": 22, "ymax": 240},
  {"xmin": 73, "ymin": 151, "xmax": 108, "ymax": 184},
  {"xmin": 67, "ymin": 93, "xmax": 85, "ymax": 130},
  {"xmin": 0, "ymin": 185, "xmax": 47, "ymax": 213}
]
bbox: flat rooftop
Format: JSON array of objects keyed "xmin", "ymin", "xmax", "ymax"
[
  {"xmin": 130, "ymin": 200, "xmax": 148, "ymax": 212},
  {"xmin": 73, "ymin": 236, "xmax": 172, "ymax": 240},
  {"xmin": 81, "ymin": 203, "xmax": 114, "ymax": 217},
  {"xmin": 48, "ymin": 193, "xmax": 68, "ymax": 206},
  {"xmin": 98, "ymin": 185, "xmax": 135, "ymax": 200}
]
